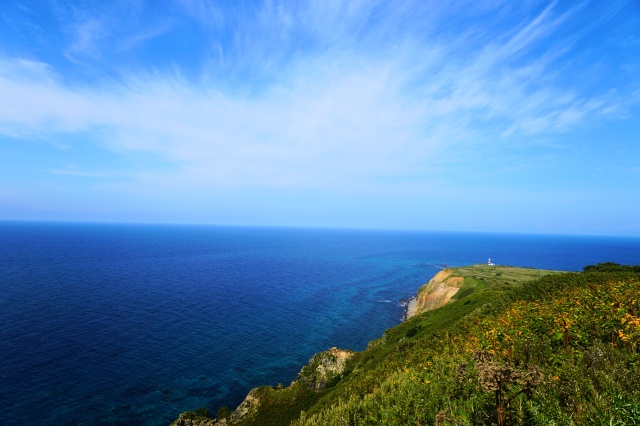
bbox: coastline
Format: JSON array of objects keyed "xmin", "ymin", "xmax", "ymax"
[
  {"xmin": 171, "ymin": 264, "xmax": 572, "ymax": 425},
  {"xmin": 400, "ymin": 295, "xmax": 418, "ymax": 321}
]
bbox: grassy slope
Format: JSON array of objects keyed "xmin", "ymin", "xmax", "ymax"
[
  {"xmin": 432, "ymin": 264, "xmax": 562, "ymax": 302},
  {"xmin": 183, "ymin": 264, "xmax": 640, "ymax": 425}
]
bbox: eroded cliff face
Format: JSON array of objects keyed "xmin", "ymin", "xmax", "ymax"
[
  {"xmin": 406, "ymin": 268, "xmax": 461, "ymax": 319},
  {"xmin": 294, "ymin": 347, "xmax": 354, "ymax": 390},
  {"xmin": 227, "ymin": 388, "xmax": 260, "ymax": 423}
]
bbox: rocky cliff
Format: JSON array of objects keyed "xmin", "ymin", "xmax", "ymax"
[
  {"xmin": 293, "ymin": 347, "xmax": 354, "ymax": 390},
  {"xmin": 406, "ymin": 268, "xmax": 461, "ymax": 319}
]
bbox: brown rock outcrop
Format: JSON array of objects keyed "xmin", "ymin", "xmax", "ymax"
[
  {"xmin": 407, "ymin": 269, "xmax": 461, "ymax": 319},
  {"xmin": 294, "ymin": 347, "xmax": 354, "ymax": 390}
]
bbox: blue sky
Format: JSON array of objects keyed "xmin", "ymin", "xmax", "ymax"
[{"xmin": 1, "ymin": 0, "xmax": 639, "ymax": 235}]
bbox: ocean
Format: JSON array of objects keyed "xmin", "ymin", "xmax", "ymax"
[{"xmin": 1, "ymin": 222, "xmax": 640, "ymax": 425}]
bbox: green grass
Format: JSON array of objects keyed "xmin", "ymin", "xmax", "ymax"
[
  {"xmin": 451, "ymin": 264, "xmax": 562, "ymax": 299},
  {"xmin": 234, "ymin": 384, "xmax": 324, "ymax": 426}
]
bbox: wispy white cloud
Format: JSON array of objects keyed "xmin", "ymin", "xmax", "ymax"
[
  {"xmin": 48, "ymin": 169, "xmax": 110, "ymax": 178},
  {"xmin": 498, "ymin": 1, "xmax": 568, "ymax": 57},
  {"xmin": 117, "ymin": 22, "xmax": 174, "ymax": 52},
  {"xmin": 65, "ymin": 18, "xmax": 107, "ymax": 61},
  {"xmin": 175, "ymin": 0, "xmax": 224, "ymax": 27},
  {"xmin": 0, "ymin": 0, "xmax": 634, "ymax": 197},
  {"xmin": 49, "ymin": 0, "xmax": 158, "ymax": 66}
]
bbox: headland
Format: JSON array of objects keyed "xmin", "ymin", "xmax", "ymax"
[{"xmin": 172, "ymin": 263, "xmax": 640, "ymax": 426}]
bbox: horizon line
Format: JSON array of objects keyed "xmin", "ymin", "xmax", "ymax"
[{"xmin": 1, "ymin": 218, "xmax": 639, "ymax": 239}]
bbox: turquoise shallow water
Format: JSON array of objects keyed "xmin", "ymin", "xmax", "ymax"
[{"xmin": 1, "ymin": 222, "xmax": 639, "ymax": 425}]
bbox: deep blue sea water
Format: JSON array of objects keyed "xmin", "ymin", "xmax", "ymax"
[{"xmin": 2, "ymin": 222, "xmax": 640, "ymax": 425}]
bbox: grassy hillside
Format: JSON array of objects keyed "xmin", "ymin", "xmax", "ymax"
[
  {"xmin": 173, "ymin": 263, "xmax": 640, "ymax": 426},
  {"xmin": 410, "ymin": 265, "xmax": 561, "ymax": 317}
]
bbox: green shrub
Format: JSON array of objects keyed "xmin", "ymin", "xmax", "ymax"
[{"xmin": 216, "ymin": 406, "xmax": 231, "ymax": 421}]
